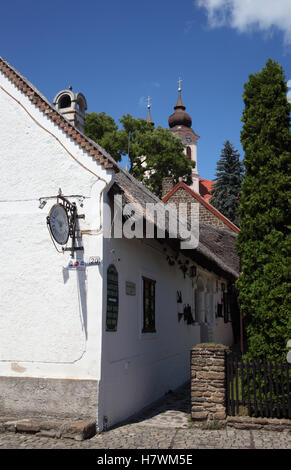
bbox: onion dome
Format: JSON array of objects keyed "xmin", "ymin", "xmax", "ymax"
[{"xmin": 168, "ymin": 84, "xmax": 192, "ymax": 129}]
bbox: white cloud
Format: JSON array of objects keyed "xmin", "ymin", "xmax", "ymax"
[{"xmin": 196, "ymin": 0, "xmax": 291, "ymax": 45}]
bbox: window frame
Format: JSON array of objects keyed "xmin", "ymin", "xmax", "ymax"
[{"xmin": 142, "ymin": 276, "xmax": 156, "ymax": 334}]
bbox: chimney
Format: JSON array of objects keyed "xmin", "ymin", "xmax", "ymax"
[
  {"xmin": 53, "ymin": 88, "xmax": 87, "ymax": 133},
  {"xmin": 162, "ymin": 177, "xmax": 175, "ymax": 199}
]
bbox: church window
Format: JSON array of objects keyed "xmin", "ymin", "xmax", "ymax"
[
  {"xmin": 106, "ymin": 265, "xmax": 119, "ymax": 331},
  {"xmin": 142, "ymin": 277, "xmax": 156, "ymax": 333},
  {"xmin": 186, "ymin": 146, "xmax": 192, "ymax": 160}
]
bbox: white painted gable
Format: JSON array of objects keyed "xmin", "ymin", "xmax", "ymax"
[{"xmin": 0, "ymin": 69, "xmax": 113, "ymax": 381}]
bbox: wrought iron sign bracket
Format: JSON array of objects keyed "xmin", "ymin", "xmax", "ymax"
[{"xmin": 47, "ymin": 189, "xmax": 85, "ymax": 258}]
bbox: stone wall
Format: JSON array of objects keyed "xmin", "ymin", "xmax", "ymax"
[
  {"xmin": 191, "ymin": 345, "xmax": 291, "ymax": 429},
  {"xmin": 162, "ymin": 177, "xmax": 175, "ymax": 199},
  {"xmin": 0, "ymin": 377, "xmax": 98, "ymax": 419},
  {"xmin": 165, "ymin": 187, "xmax": 233, "ymax": 232},
  {"xmin": 191, "ymin": 344, "xmax": 229, "ymax": 421}
]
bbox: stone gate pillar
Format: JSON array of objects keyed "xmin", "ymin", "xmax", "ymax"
[{"xmin": 191, "ymin": 344, "xmax": 229, "ymax": 421}]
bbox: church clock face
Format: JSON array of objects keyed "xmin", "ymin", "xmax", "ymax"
[
  {"xmin": 185, "ymin": 135, "xmax": 193, "ymax": 144},
  {"xmin": 48, "ymin": 203, "xmax": 70, "ymax": 245}
]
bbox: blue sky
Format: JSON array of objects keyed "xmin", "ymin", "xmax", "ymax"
[{"xmin": 1, "ymin": 0, "xmax": 290, "ymax": 181}]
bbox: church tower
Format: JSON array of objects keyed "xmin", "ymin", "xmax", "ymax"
[{"xmin": 168, "ymin": 79, "xmax": 200, "ymax": 193}]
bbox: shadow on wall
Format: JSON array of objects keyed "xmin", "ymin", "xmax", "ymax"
[{"xmin": 62, "ymin": 219, "xmax": 88, "ymax": 340}]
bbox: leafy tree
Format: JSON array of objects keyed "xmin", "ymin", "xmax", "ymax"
[
  {"xmin": 85, "ymin": 112, "xmax": 122, "ymax": 161},
  {"xmin": 85, "ymin": 111, "xmax": 117, "ymax": 140},
  {"xmin": 85, "ymin": 112, "xmax": 193, "ymax": 197},
  {"xmin": 236, "ymin": 59, "xmax": 291, "ymax": 360},
  {"xmin": 210, "ymin": 140, "xmax": 243, "ymax": 226}
]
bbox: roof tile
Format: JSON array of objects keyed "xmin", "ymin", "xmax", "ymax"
[{"xmin": 0, "ymin": 56, "xmax": 118, "ymax": 173}]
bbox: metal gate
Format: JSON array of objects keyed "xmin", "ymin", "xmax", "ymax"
[{"xmin": 226, "ymin": 353, "xmax": 291, "ymax": 419}]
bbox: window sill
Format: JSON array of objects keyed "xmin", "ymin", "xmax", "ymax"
[{"xmin": 140, "ymin": 330, "xmax": 157, "ymax": 340}]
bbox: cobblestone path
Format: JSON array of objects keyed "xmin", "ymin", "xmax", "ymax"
[{"xmin": 0, "ymin": 383, "xmax": 290, "ymax": 449}]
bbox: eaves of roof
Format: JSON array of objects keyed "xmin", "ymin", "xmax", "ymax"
[{"xmin": 112, "ymin": 172, "xmax": 240, "ymax": 280}]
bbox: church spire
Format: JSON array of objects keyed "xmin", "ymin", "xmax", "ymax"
[
  {"xmin": 175, "ymin": 77, "xmax": 186, "ymax": 109},
  {"xmin": 146, "ymin": 96, "xmax": 154, "ymax": 125},
  {"xmin": 168, "ymin": 78, "xmax": 192, "ymax": 129}
]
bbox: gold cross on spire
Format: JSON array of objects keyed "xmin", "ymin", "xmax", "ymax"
[
  {"xmin": 147, "ymin": 96, "xmax": 152, "ymax": 109},
  {"xmin": 178, "ymin": 77, "xmax": 183, "ymax": 92}
]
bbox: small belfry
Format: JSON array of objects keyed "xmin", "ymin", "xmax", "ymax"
[
  {"xmin": 53, "ymin": 87, "xmax": 87, "ymax": 133},
  {"xmin": 168, "ymin": 78, "xmax": 200, "ymax": 192}
]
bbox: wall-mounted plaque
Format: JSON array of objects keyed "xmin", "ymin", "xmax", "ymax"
[
  {"xmin": 106, "ymin": 265, "xmax": 119, "ymax": 332},
  {"xmin": 126, "ymin": 281, "xmax": 136, "ymax": 296}
]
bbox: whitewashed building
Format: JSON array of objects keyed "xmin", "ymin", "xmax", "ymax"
[{"xmin": 0, "ymin": 58, "xmax": 240, "ymax": 431}]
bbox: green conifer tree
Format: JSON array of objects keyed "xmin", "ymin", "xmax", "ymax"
[
  {"xmin": 236, "ymin": 59, "xmax": 291, "ymax": 360},
  {"xmin": 210, "ymin": 140, "xmax": 243, "ymax": 226}
]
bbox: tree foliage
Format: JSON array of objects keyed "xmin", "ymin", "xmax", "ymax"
[
  {"xmin": 236, "ymin": 59, "xmax": 291, "ymax": 360},
  {"xmin": 210, "ymin": 140, "xmax": 243, "ymax": 226},
  {"xmin": 85, "ymin": 112, "xmax": 193, "ymax": 197}
]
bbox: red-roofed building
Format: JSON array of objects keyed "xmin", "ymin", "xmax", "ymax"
[{"xmin": 199, "ymin": 178, "xmax": 214, "ymax": 203}]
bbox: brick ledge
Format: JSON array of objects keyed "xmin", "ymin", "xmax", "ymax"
[{"xmin": 226, "ymin": 416, "xmax": 291, "ymax": 432}]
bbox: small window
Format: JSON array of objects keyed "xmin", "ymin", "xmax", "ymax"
[
  {"xmin": 142, "ymin": 277, "xmax": 156, "ymax": 333},
  {"xmin": 186, "ymin": 146, "xmax": 192, "ymax": 160}
]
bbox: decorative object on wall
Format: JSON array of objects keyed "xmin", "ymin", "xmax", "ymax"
[
  {"xmin": 46, "ymin": 188, "xmax": 84, "ymax": 257},
  {"xmin": 180, "ymin": 264, "xmax": 188, "ymax": 278},
  {"xmin": 183, "ymin": 304, "xmax": 194, "ymax": 325},
  {"xmin": 217, "ymin": 303, "xmax": 223, "ymax": 318},
  {"xmin": 106, "ymin": 264, "xmax": 119, "ymax": 332},
  {"xmin": 189, "ymin": 265, "xmax": 197, "ymax": 278},
  {"xmin": 167, "ymin": 255, "xmax": 175, "ymax": 266},
  {"xmin": 176, "ymin": 291, "xmax": 182, "ymax": 303}
]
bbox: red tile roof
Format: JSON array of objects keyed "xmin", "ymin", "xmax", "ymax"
[
  {"xmin": 199, "ymin": 178, "xmax": 214, "ymax": 203},
  {"xmin": 0, "ymin": 57, "xmax": 118, "ymax": 172}
]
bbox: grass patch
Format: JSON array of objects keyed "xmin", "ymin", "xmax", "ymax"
[
  {"xmin": 201, "ymin": 420, "xmax": 226, "ymax": 430},
  {"xmin": 188, "ymin": 416, "xmax": 226, "ymax": 430}
]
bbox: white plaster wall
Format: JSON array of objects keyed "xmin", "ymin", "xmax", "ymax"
[
  {"xmin": 100, "ymin": 235, "xmax": 201, "ymax": 428},
  {"xmin": 99, "ymin": 229, "xmax": 234, "ymax": 428},
  {"xmin": 0, "ymin": 72, "xmax": 113, "ymax": 380}
]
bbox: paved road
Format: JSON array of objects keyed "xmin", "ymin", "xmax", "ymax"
[
  {"xmin": 0, "ymin": 425, "xmax": 290, "ymax": 449},
  {"xmin": 0, "ymin": 384, "xmax": 290, "ymax": 449}
]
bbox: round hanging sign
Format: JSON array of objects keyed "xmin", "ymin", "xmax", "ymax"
[{"xmin": 48, "ymin": 203, "xmax": 70, "ymax": 245}]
